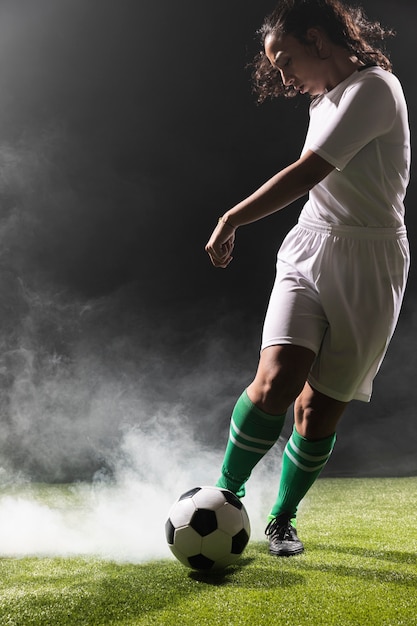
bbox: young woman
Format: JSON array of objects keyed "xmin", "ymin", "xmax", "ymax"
[{"xmin": 205, "ymin": 0, "xmax": 410, "ymax": 556}]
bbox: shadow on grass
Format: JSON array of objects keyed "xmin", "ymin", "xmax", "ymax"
[
  {"xmin": 300, "ymin": 543, "xmax": 417, "ymax": 586},
  {"xmin": 309, "ymin": 542, "xmax": 417, "ymax": 566},
  {"xmin": 0, "ymin": 556, "xmax": 306, "ymax": 625},
  {"xmin": 188, "ymin": 556, "xmax": 257, "ymax": 585},
  {"xmin": 188, "ymin": 554, "xmax": 305, "ymax": 588}
]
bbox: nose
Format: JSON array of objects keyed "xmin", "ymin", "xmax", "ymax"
[{"xmin": 280, "ymin": 69, "xmax": 294, "ymax": 87}]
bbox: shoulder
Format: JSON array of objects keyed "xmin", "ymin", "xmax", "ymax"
[
  {"xmin": 309, "ymin": 67, "xmax": 405, "ymax": 116},
  {"xmin": 348, "ymin": 67, "xmax": 403, "ymax": 99},
  {"xmin": 337, "ymin": 68, "xmax": 400, "ymax": 109},
  {"xmin": 347, "ymin": 67, "xmax": 406, "ymax": 117}
]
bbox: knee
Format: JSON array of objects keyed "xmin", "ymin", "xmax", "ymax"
[
  {"xmin": 294, "ymin": 386, "xmax": 347, "ymax": 439},
  {"xmin": 247, "ymin": 345, "xmax": 315, "ymax": 415},
  {"xmin": 249, "ymin": 364, "xmax": 306, "ymax": 414}
]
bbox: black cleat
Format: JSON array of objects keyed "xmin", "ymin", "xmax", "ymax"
[{"xmin": 265, "ymin": 513, "xmax": 304, "ymax": 557}]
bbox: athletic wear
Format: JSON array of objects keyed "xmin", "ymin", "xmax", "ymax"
[
  {"xmin": 215, "ymin": 66, "xmax": 410, "ymax": 546},
  {"xmin": 265, "ymin": 514, "xmax": 304, "ymax": 556},
  {"xmin": 216, "ymin": 390, "xmax": 286, "ymax": 497},
  {"xmin": 269, "ymin": 429, "xmax": 336, "ymax": 519},
  {"xmin": 261, "ymin": 67, "xmax": 410, "ymax": 402},
  {"xmin": 302, "ymin": 67, "xmax": 410, "ymax": 228},
  {"xmin": 262, "ymin": 218, "xmax": 409, "ymax": 402}
]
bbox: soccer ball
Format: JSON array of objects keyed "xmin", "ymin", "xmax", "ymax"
[{"xmin": 165, "ymin": 486, "xmax": 251, "ymax": 570}]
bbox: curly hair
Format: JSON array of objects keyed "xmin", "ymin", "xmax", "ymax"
[{"xmin": 251, "ymin": 0, "xmax": 395, "ymax": 102}]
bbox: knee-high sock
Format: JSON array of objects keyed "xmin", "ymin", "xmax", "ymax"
[
  {"xmin": 216, "ymin": 390, "xmax": 286, "ymax": 498},
  {"xmin": 269, "ymin": 427, "xmax": 336, "ymax": 520}
]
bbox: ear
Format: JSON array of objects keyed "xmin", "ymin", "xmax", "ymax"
[
  {"xmin": 305, "ymin": 27, "xmax": 330, "ymax": 59},
  {"xmin": 305, "ymin": 27, "xmax": 323, "ymax": 49}
]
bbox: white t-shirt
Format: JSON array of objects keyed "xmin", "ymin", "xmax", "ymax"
[{"xmin": 300, "ymin": 66, "xmax": 410, "ymax": 227}]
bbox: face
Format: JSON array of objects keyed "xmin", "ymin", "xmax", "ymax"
[{"xmin": 264, "ymin": 31, "xmax": 329, "ymax": 96}]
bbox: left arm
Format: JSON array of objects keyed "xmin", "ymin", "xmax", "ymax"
[{"xmin": 205, "ymin": 150, "xmax": 334, "ymax": 268}]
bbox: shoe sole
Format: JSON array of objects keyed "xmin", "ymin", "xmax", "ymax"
[{"xmin": 269, "ymin": 545, "xmax": 304, "ymax": 557}]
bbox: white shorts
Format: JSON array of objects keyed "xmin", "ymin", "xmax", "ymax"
[{"xmin": 261, "ymin": 217, "xmax": 410, "ymax": 402}]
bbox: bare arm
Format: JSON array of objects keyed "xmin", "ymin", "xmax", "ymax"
[
  {"xmin": 225, "ymin": 150, "xmax": 334, "ymax": 226},
  {"xmin": 205, "ymin": 150, "xmax": 334, "ymax": 268}
]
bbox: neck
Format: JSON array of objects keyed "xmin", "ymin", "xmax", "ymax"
[{"xmin": 325, "ymin": 51, "xmax": 361, "ymax": 91}]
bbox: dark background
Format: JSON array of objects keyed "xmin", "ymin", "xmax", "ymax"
[{"xmin": 0, "ymin": 0, "xmax": 415, "ymax": 482}]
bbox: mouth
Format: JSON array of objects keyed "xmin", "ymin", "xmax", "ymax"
[{"xmin": 292, "ymin": 83, "xmax": 305, "ymax": 94}]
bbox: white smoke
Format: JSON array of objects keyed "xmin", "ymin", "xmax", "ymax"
[
  {"xmin": 0, "ymin": 202, "xmax": 278, "ymax": 561},
  {"xmin": 0, "ymin": 419, "xmax": 283, "ymax": 561},
  {"xmin": 0, "ymin": 0, "xmax": 415, "ymax": 565}
]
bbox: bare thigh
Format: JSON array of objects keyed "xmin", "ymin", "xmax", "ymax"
[{"xmin": 247, "ymin": 344, "xmax": 316, "ymax": 415}]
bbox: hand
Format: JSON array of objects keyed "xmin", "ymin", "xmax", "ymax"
[{"xmin": 205, "ymin": 218, "xmax": 236, "ymax": 268}]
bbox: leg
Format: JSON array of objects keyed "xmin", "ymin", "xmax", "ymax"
[
  {"xmin": 216, "ymin": 345, "xmax": 315, "ymax": 497},
  {"xmin": 294, "ymin": 381, "xmax": 348, "ymax": 440},
  {"xmin": 247, "ymin": 344, "xmax": 316, "ymax": 414},
  {"xmin": 267, "ymin": 383, "xmax": 348, "ymax": 556}
]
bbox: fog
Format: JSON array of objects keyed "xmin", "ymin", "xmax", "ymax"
[{"xmin": 0, "ymin": 0, "xmax": 415, "ymax": 561}]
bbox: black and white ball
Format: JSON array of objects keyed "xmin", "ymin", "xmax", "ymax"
[{"xmin": 165, "ymin": 486, "xmax": 251, "ymax": 570}]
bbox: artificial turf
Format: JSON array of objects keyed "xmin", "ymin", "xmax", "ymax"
[{"xmin": 0, "ymin": 477, "xmax": 416, "ymax": 625}]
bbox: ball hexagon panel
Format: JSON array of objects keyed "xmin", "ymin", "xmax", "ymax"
[
  {"xmin": 215, "ymin": 503, "xmax": 245, "ymax": 535},
  {"xmin": 200, "ymin": 529, "xmax": 232, "ymax": 560},
  {"xmin": 172, "ymin": 525, "xmax": 202, "ymax": 556},
  {"xmin": 168, "ymin": 497, "xmax": 196, "ymax": 528},
  {"xmin": 192, "ymin": 486, "xmax": 227, "ymax": 511},
  {"xmin": 240, "ymin": 504, "xmax": 250, "ymax": 530},
  {"xmin": 212, "ymin": 552, "xmax": 241, "ymax": 569}
]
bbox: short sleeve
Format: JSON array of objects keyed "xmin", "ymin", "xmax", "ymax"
[{"xmin": 308, "ymin": 74, "xmax": 397, "ymax": 171}]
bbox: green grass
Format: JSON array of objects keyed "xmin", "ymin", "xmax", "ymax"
[{"xmin": 1, "ymin": 477, "xmax": 416, "ymax": 626}]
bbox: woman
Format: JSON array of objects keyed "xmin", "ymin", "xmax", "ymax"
[{"xmin": 205, "ymin": 0, "xmax": 410, "ymax": 557}]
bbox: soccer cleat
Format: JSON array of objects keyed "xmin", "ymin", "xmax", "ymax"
[{"xmin": 265, "ymin": 513, "xmax": 304, "ymax": 556}]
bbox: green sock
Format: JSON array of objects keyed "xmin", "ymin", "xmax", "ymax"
[
  {"xmin": 216, "ymin": 390, "xmax": 286, "ymax": 498},
  {"xmin": 269, "ymin": 427, "xmax": 336, "ymax": 520}
]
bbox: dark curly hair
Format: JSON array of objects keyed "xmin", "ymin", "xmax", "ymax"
[{"xmin": 252, "ymin": 0, "xmax": 395, "ymax": 102}]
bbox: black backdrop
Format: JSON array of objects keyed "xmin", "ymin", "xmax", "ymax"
[{"xmin": 0, "ymin": 0, "xmax": 415, "ymax": 481}]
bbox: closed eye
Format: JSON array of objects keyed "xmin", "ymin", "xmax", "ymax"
[{"xmin": 274, "ymin": 57, "xmax": 291, "ymax": 70}]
